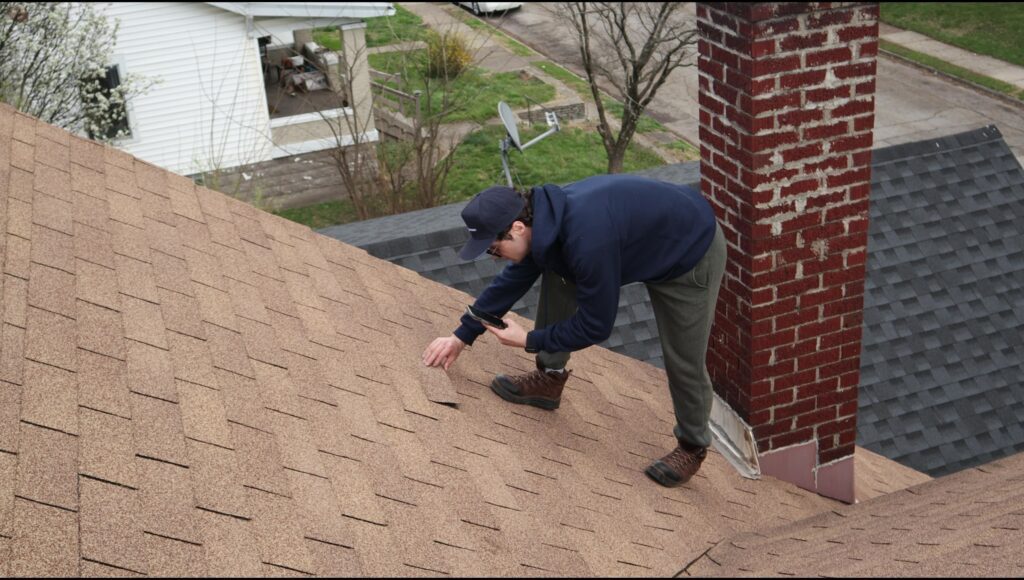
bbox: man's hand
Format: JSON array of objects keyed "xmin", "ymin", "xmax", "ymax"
[
  {"xmin": 422, "ymin": 335, "xmax": 466, "ymax": 371},
  {"xmin": 484, "ymin": 318, "xmax": 528, "ymax": 348}
]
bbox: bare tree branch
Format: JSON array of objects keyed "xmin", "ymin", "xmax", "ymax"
[{"xmin": 559, "ymin": 2, "xmax": 697, "ymax": 173}]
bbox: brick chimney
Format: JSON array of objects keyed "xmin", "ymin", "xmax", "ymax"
[{"xmin": 697, "ymin": 3, "xmax": 879, "ymax": 503}]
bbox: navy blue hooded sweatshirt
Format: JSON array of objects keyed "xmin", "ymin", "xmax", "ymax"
[{"xmin": 454, "ymin": 174, "xmax": 718, "ymax": 354}]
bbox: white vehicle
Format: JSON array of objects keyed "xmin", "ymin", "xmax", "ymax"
[{"xmin": 456, "ymin": 2, "xmax": 523, "ymax": 16}]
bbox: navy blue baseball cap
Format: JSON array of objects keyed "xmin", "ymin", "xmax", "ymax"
[{"xmin": 458, "ymin": 186, "xmax": 525, "ymax": 260}]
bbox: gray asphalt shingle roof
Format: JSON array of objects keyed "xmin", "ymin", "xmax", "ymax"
[
  {"xmin": 859, "ymin": 125, "xmax": 1024, "ymax": 477},
  {"xmin": 319, "ymin": 126, "xmax": 1024, "ymax": 479}
]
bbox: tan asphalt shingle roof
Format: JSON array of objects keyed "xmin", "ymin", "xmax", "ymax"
[
  {"xmin": 1, "ymin": 104, "xmax": 929, "ymax": 576},
  {"xmin": 854, "ymin": 446, "xmax": 932, "ymax": 502},
  {"xmin": 689, "ymin": 450, "xmax": 1024, "ymax": 577}
]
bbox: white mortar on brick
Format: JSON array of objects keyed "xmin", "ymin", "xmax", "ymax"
[
  {"xmin": 842, "ymin": 216, "xmax": 863, "ymax": 233},
  {"xmin": 748, "ymin": 144, "xmax": 867, "ymax": 215},
  {"xmin": 762, "ymin": 199, "xmax": 821, "ymax": 232},
  {"xmin": 811, "ymin": 239, "xmax": 829, "ymax": 260},
  {"xmin": 824, "ymin": 67, "xmax": 839, "ymax": 88},
  {"xmin": 755, "ymin": 164, "xmax": 871, "ymax": 231}
]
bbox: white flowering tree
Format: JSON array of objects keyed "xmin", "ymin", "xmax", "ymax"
[{"xmin": 0, "ymin": 2, "xmax": 154, "ymax": 141}]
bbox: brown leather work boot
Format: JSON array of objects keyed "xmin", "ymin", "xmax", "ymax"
[
  {"xmin": 645, "ymin": 443, "xmax": 708, "ymax": 487},
  {"xmin": 490, "ymin": 365, "xmax": 570, "ymax": 410}
]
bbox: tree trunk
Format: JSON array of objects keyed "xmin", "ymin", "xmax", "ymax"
[
  {"xmin": 559, "ymin": 2, "xmax": 698, "ymax": 177},
  {"xmin": 607, "ymin": 140, "xmax": 629, "ymax": 174}
]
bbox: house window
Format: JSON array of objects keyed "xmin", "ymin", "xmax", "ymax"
[{"xmin": 85, "ymin": 65, "xmax": 131, "ymax": 140}]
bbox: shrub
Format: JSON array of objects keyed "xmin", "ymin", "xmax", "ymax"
[{"xmin": 425, "ymin": 30, "xmax": 472, "ymax": 80}]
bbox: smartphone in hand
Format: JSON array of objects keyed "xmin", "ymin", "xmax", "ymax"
[{"xmin": 466, "ymin": 305, "xmax": 508, "ymax": 329}]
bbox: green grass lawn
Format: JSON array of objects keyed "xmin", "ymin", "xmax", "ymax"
[
  {"xmin": 602, "ymin": 99, "xmax": 666, "ymax": 134},
  {"xmin": 530, "ymin": 61, "xmax": 666, "ymax": 135},
  {"xmin": 314, "ymin": 4, "xmax": 426, "ymax": 49},
  {"xmin": 881, "ymin": 3, "xmax": 1024, "ymax": 68},
  {"xmin": 443, "ymin": 123, "xmax": 665, "ymax": 203},
  {"xmin": 368, "ymin": 51, "xmax": 555, "ymax": 123},
  {"xmin": 531, "ymin": 61, "xmax": 591, "ymax": 99},
  {"xmin": 274, "ymin": 200, "xmax": 358, "ymax": 230},
  {"xmin": 668, "ymin": 139, "xmax": 701, "ymax": 159}
]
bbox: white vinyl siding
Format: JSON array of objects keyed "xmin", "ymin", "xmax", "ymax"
[
  {"xmin": 98, "ymin": 2, "xmax": 381, "ymax": 175},
  {"xmin": 100, "ymin": 2, "xmax": 273, "ymax": 174}
]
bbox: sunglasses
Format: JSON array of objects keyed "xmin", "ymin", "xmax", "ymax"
[{"xmin": 487, "ymin": 231, "xmax": 511, "ymax": 257}]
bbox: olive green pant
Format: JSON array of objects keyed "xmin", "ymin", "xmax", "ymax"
[{"xmin": 535, "ymin": 223, "xmax": 726, "ymax": 449}]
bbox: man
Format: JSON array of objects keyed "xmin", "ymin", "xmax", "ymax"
[{"xmin": 422, "ymin": 174, "xmax": 726, "ymax": 487}]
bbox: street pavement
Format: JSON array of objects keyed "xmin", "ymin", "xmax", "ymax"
[{"xmin": 478, "ymin": 2, "xmax": 1024, "ymax": 163}]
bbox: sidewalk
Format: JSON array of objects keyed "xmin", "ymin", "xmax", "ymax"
[{"xmin": 879, "ymin": 23, "xmax": 1024, "ymax": 91}]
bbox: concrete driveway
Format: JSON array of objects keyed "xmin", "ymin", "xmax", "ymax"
[{"xmin": 481, "ymin": 2, "xmax": 1024, "ymax": 162}]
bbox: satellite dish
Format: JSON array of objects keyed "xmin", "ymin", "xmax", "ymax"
[
  {"xmin": 498, "ymin": 101, "xmax": 522, "ymax": 151},
  {"xmin": 496, "ymin": 99, "xmax": 559, "ymax": 188}
]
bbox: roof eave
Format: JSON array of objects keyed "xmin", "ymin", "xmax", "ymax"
[{"xmin": 206, "ymin": 2, "xmax": 394, "ymax": 19}]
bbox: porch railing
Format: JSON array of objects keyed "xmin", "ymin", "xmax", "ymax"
[{"xmin": 369, "ymin": 69, "xmax": 422, "ymax": 138}]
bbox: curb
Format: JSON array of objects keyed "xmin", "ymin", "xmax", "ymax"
[{"xmin": 878, "ymin": 48, "xmax": 1024, "ymax": 113}]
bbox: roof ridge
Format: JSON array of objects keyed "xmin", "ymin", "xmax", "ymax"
[{"xmin": 870, "ymin": 125, "xmax": 1004, "ymax": 166}]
